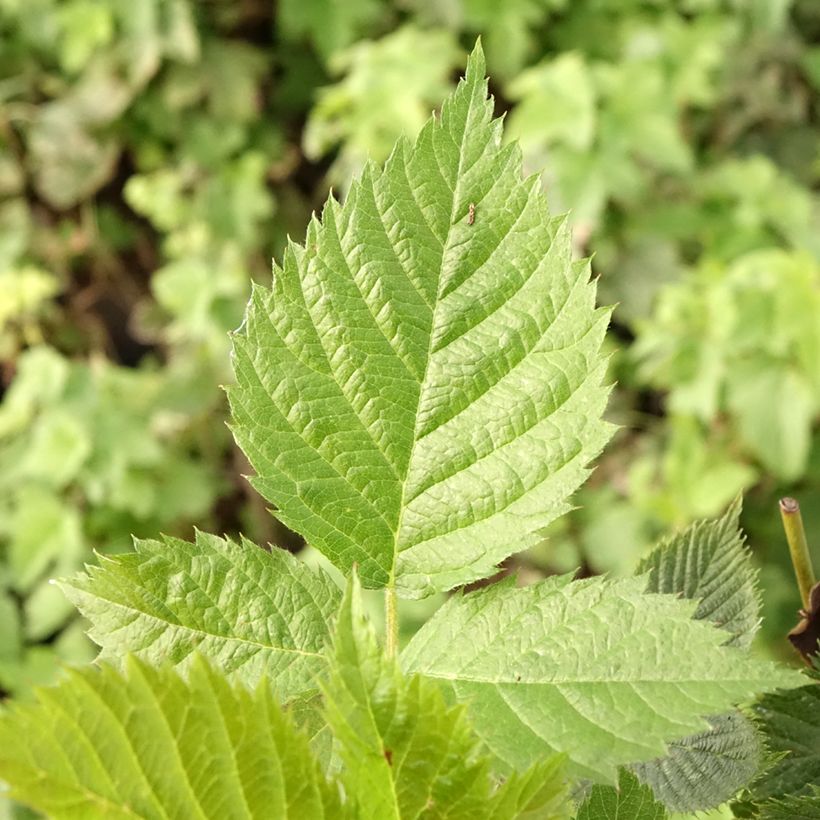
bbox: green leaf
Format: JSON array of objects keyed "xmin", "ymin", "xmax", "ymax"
[
  {"xmin": 7, "ymin": 486, "xmax": 84, "ymax": 594},
  {"xmin": 323, "ymin": 573, "xmax": 573, "ymax": 819},
  {"xmin": 759, "ymin": 787, "xmax": 820, "ymax": 820},
  {"xmin": 637, "ymin": 496, "xmax": 760, "ymax": 649},
  {"xmin": 631, "ymin": 711, "xmax": 763, "ymax": 813},
  {"xmin": 228, "ymin": 43, "xmax": 612, "ymax": 598},
  {"xmin": 0, "ymin": 655, "xmax": 340, "ymax": 819},
  {"xmin": 402, "ymin": 574, "xmax": 804, "ymax": 782},
  {"xmin": 576, "ymin": 769, "xmax": 667, "ymax": 820},
  {"xmin": 278, "ymin": 0, "xmax": 384, "ymax": 61},
  {"xmin": 750, "ymin": 683, "xmax": 820, "ymax": 802},
  {"xmin": 632, "ymin": 500, "xmax": 765, "ymax": 812},
  {"xmin": 60, "ymin": 532, "xmax": 341, "ymax": 698},
  {"xmin": 304, "ymin": 26, "xmax": 462, "ymax": 187}
]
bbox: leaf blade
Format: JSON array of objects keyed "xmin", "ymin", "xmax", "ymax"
[
  {"xmin": 631, "ymin": 500, "xmax": 766, "ymax": 812},
  {"xmin": 576, "ymin": 770, "xmax": 668, "ymax": 820},
  {"xmin": 228, "ymin": 43, "xmax": 612, "ymax": 597},
  {"xmin": 403, "ymin": 574, "xmax": 804, "ymax": 782},
  {"xmin": 637, "ymin": 496, "xmax": 760, "ymax": 648},
  {"xmin": 60, "ymin": 532, "xmax": 341, "ymax": 699},
  {"xmin": 323, "ymin": 573, "xmax": 573, "ymax": 820},
  {"xmin": 0, "ymin": 656, "xmax": 339, "ymax": 819}
]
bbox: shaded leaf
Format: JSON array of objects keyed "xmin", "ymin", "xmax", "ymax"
[
  {"xmin": 638, "ymin": 496, "xmax": 760, "ymax": 649},
  {"xmin": 631, "ymin": 711, "xmax": 763, "ymax": 813},
  {"xmin": 750, "ymin": 683, "xmax": 820, "ymax": 802},
  {"xmin": 632, "ymin": 500, "xmax": 765, "ymax": 811},
  {"xmin": 576, "ymin": 769, "xmax": 667, "ymax": 820},
  {"xmin": 759, "ymin": 786, "xmax": 820, "ymax": 820}
]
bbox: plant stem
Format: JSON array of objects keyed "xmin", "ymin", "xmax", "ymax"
[
  {"xmin": 779, "ymin": 497, "xmax": 816, "ymax": 610},
  {"xmin": 385, "ymin": 585, "xmax": 398, "ymax": 658}
]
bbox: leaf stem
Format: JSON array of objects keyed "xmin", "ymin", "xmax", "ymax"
[
  {"xmin": 385, "ymin": 585, "xmax": 398, "ymax": 658},
  {"xmin": 779, "ymin": 497, "xmax": 816, "ymax": 609}
]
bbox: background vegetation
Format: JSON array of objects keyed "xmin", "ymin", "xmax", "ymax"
[{"xmin": 1, "ymin": 0, "xmax": 819, "ymax": 740}]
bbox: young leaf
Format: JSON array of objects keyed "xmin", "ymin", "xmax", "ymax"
[
  {"xmin": 637, "ymin": 496, "xmax": 760, "ymax": 648},
  {"xmin": 632, "ymin": 500, "xmax": 765, "ymax": 811},
  {"xmin": 749, "ymin": 683, "xmax": 820, "ymax": 802},
  {"xmin": 228, "ymin": 43, "xmax": 612, "ymax": 597},
  {"xmin": 402, "ymin": 574, "xmax": 804, "ymax": 782},
  {"xmin": 323, "ymin": 573, "xmax": 573, "ymax": 819},
  {"xmin": 0, "ymin": 656, "xmax": 340, "ymax": 819},
  {"xmin": 60, "ymin": 531, "xmax": 341, "ymax": 698},
  {"xmin": 576, "ymin": 769, "xmax": 667, "ymax": 820}
]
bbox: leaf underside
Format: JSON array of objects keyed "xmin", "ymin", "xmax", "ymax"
[
  {"xmin": 228, "ymin": 44, "xmax": 612, "ymax": 598},
  {"xmin": 60, "ymin": 531, "xmax": 341, "ymax": 699},
  {"xmin": 323, "ymin": 573, "xmax": 573, "ymax": 820},
  {"xmin": 630, "ymin": 711, "xmax": 762, "ymax": 812},
  {"xmin": 632, "ymin": 500, "xmax": 765, "ymax": 811},
  {"xmin": 637, "ymin": 496, "xmax": 760, "ymax": 649},
  {"xmin": 0, "ymin": 656, "xmax": 340, "ymax": 819},
  {"xmin": 402, "ymin": 573, "xmax": 804, "ymax": 783}
]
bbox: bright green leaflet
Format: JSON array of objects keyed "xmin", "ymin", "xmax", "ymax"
[
  {"xmin": 576, "ymin": 770, "xmax": 667, "ymax": 820},
  {"xmin": 631, "ymin": 500, "xmax": 764, "ymax": 811},
  {"xmin": 60, "ymin": 531, "xmax": 341, "ymax": 698},
  {"xmin": 228, "ymin": 44, "xmax": 612, "ymax": 598},
  {"xmin": 0, "ymin": 656, "xmax": 340, "ymax": 819},
  {"xmin": 323, "ymin": 573, "xmax": 573, "ymax": 820},
  {"xmin": 402, "ymin": 573, "xmax": 804, "ymax": 783}
]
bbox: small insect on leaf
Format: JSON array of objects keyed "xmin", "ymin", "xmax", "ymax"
[{"xmin": 468, "ymin": 202, "xmax": 476, "ymax": 225}]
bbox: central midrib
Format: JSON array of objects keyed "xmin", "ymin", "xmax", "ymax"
[{"xmin": 388, "ymin": 88, "xmax": 478, "ymax": 591}]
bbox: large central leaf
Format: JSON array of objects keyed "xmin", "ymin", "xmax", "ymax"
[{"xmin": 228, "ymin": 45, "xmax": 611, "ymax": 597}]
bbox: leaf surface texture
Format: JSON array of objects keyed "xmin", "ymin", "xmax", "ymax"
[
  {"xmin": 61, "ymin": 532, "xmax": 341, "ymax": 698},
  {"xmin": 0, "ymin": 656, "xmax": 340, "ymax": 819},
  {"xmin": 228, "ymin": 44, "xmax": 611, "ymax": 597},
  {"xmin": 576, "ymin": 770, "xmax": 667, "ymax": 820},
  {"xmin": 402, "ymin": 574, "xmax": 803, "ymax": 781},
  {"xmin": 323, "ymin": 574, "xmax": 573, "ymax": 819}
]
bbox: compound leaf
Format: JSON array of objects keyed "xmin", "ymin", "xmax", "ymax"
[
  {"xmin": 228, "ymin": 43, "xmax": 612, "ymax": 598},
  {"xmin": 60, "ymin": 531, "xmax": 341, "ymax": 699},
  {"xmin": 323, "ymin": 573, "xmax": 572, "ymax": 820},
  {"xmin": 402, "ymin": 574, "xmax": 804, "ymax": 783},
  {"xmin": 0, "ymin": 655, "xmax": 340, "ymax": 819},
  {"xmin": 576, "ymin": 769, "xmax": 667, "ymax": 820}
]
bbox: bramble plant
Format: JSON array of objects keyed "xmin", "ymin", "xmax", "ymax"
[{"xmin": 0, "ymin": 45, "xmax": 815, "ymax": 819}]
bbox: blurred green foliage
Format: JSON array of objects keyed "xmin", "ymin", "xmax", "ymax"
[{"xmin": 1, "ymin": 0, "xmax": 819, "ymax": 748}]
